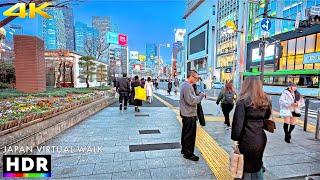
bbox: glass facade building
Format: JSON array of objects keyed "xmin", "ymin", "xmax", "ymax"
[
  {"xmin": 250, "ymin": 0, "xmax": 320, "ymax": 42},
  {"xmin": 40, "ymin": 7, "xmax": 75, "ymax": 51},
  {"xmin": 75, "ymin": 22, "xmax": 99, "ymax": 56}
]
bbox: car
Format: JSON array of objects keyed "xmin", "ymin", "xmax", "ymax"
[{"xmin": 212, "ymin": 82, "xmax": 224, "ymax": 89}]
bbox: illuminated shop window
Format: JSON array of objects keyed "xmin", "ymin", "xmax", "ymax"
[
  {"xmin": 305, "ymin": 34, "xmax": 316, "ymax": 53},
  {"xmin": 288, "ymin": 38, "xmax": 296, "ymax": 56},
  {"xmin": 316, "ymin": 33, "xmax": 320, "ymax": 52},
  {"xmin": 287, "ymin": 56, "xmax": 295, "ymax": 70},
  {"xmin": 279, "ymin": 57, "xmax": 287, "ymax": 70},
  {"xmin": 295, "ymin": 55, "xmax": 303, "ymax": 70},
  {"xmin": 281, "ymin": 41, "xmax": 288, "ymax": 57},
  {"xmin": 296, "ymin": 36, "xmax": 305, "ymax": 55}
]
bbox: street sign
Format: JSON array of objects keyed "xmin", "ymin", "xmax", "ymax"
[{"xmin": 261, "ymin": 18, "xmax": 271, "ymax": 31}]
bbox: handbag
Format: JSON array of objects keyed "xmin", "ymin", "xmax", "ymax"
[
  {"xmin": 229, "ymin": 144, "xmax": 244, "ymax": 179},
  {"xmin": 134, "ymin": 86, "xmax": 147, "ymax": 101},
  {"xmin": 264, "ymin": 104, "xmax": 276, "ymax": 133}
]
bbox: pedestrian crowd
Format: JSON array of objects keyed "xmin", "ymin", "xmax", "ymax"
[
  {"xmin": 179, "ymin": 70, "xmax": 304, "ymax": 180},
  {"xmin": 115, "ymin": 73, "xmax": 160, "ymax": 112}
]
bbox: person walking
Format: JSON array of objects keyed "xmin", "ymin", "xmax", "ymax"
[
  {"xmin": 116, "ymin": 73, "xmax": 130, "ymax": 110},
  {"xmin": 168, "ymin": 79, "xmax": 173, "ymax": 95},
  {"xmin": 216, "ymin": 82, "xmax": 237, "ymax": 129},
  {"xmin": 145, "ymin": 77, "xmax": 154, "ymax": 103},
  {"xmin": 174, "ymin": 78, "xmax": 179, "ymax": 95},
  {"xmin": 130, "ymin": 76, "xmax": 143, "ymax": 112},
  {"xmin": 180, "ymin": 70, "xmax": 206, "ymax": 161},
  {"xmin": 279, "ymin": 82, "xmax": 304, "ymax": 143},
  {"xmin": 231, "ymin": 76, "xmax": 272, "ymax": 179}
]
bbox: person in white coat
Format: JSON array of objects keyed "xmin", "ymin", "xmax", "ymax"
[
  {"xmin": 145, "ymin": 77, "xmax": 154, "ymax": 103},
  {"xmin": 279, "ymin": 82, "xmax": 305, "ymax": 143}
]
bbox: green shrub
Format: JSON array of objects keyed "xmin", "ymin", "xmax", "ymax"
[{"xmin": 0, "ymin": 82, "xmax": 10, "ymax": 89}]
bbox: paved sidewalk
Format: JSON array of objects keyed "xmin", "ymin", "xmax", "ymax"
[
  {"xmin": 155, "ymin": 89, "xmax": 320, "ymax": 179},
  {"xmin": 199, "ymin": 100, "xmax": 320, "ymax": 179},
  {"xmin": 32, "ymin": 101, "xmax": 214, "ymax": 179}
]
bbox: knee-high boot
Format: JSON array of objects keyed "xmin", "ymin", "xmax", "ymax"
[{"xmin": 283, "ymin": 123, "xmax": 290, "ymax": 143}]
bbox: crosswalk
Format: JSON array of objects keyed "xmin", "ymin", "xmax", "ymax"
[{"xmin": 301, "ymin": 108, "xmax": 319, "ymax": 118}]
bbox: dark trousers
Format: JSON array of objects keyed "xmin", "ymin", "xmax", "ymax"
[
  {"xmin": 221, "ymin": 103, "xmax": 233, "ymax": 126},
  {"xmin": 181, "ymin": 116, "xmax": 197, "ymax": 156},
  {"xmin": 119, "ymin": 92, "xmax": 128, "ymax": 107}
]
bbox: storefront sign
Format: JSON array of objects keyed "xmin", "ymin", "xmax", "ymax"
[
  {"xmin": 118, "ymin": 34, "xmax": 127, "ymax": 46},
  {"xmin": 130, "ymin": 51, "xmax": 139, "ymax": 60},
  {"xmin": 138, "ymin": 54, "xmax": 146, "ymax": 62},
  {"xmin": 106, "ymin": 32, "xmax": 118, "ymax": 44},
  {"xmin": 303, "ymin": 52, "xmax": 320, "ymax": 64}
]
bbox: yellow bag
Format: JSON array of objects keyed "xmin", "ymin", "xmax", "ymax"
[{"xmin": 134, "ymin": 86, "xmax": 147, "ymax": 101}]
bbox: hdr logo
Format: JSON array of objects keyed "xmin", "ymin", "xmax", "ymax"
[
  {"xmin": 3, "ymin": 155, "xmax": 51, "ymax": 178},
  {"xmin": 3, "ymin": 3, "xmax": 52, "ymax": 19}
]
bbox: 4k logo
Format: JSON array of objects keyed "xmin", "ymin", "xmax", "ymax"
[{"xmin": 3, "ymin": 3, "xmax": 52, "ymax": 19}]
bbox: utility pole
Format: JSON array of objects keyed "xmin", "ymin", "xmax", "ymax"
[{"xmin": 260, "ymin": 0, "xmax": 269, "ymax": 82}]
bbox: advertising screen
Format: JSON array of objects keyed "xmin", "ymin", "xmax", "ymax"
[
  {"xmin": 252, "ymin": 44, "xmax": 275, "ymax": 63},
  {"xmin": 190, "ymin": 31, "xmax": 205, "ymax": 55}
]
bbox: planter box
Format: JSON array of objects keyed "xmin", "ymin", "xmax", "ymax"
[{"xmin": 0, "ymin": 95, "xmax": 116, "ymax": 166}]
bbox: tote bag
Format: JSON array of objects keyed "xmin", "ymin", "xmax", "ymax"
[
  {"xmin": 134, "ymin": 86, "xmax": 147, "ymax": 101},
  {"xmin": 229, "ymin": 145, "xmax": 244, "ymax": 179}
]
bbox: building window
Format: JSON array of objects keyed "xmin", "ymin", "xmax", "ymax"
[
  {"xmin": 287, "ymin": 38, "xmax": 296, "ymax": 56},
  {"xmin": 316, "ymin": 33, "xmax": 320, "ymax": 52},
  {"xmin": 213, "ymin": 5, "xmax": 216, "ymax": 15},
  {"xmin": 305, "ymin": 34, "xmax": 316, "ymax": 53},
  {"xmin": 279, "ymin": 57, "xmax": 286, "ymax": 70},
  {"xmin": 295, "ymin": 55, "xmax": 303, "ymax": 70},
  {"xmin": 287, "ymin": 56, "xmax": 295, "ymax": 70},
  {"xmin": 296, "ymin": 36, "xmax": 305, "ymax": 54},
  {"xmin": 281, "ymin": 40, "xmax": 288, "ymax": 57}
]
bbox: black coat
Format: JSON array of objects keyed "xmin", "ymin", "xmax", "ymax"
[{"xmin": 231, "ymin": 97, "xmax": 271, "ymax": 173}]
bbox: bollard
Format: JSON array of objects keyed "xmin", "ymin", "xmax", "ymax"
[
  {"xmin": 304, "ymin": 98, "xmax": 310, "ymax": 131},
  {"xmin": 316, "ymin": 108, "xmax": 320, "ymax": 140}
]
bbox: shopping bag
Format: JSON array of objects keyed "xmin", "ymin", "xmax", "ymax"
[
  {"xmin": 229, "ymin": 145, "xmax": 244, "ymax": 179},
  {"xmin": 216, "ymin": 105, "xmax": 223, "ymax": 116},
  {"xmin": 134, "ymin": 86, "xmax": 147, "ymax": 101}
]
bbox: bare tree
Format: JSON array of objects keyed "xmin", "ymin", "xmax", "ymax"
[
  {"xmin": 0, "ymin": 0, "xmax": 83, "ymax": 28},
  {"xmin": 84, "ymin": 38, "xmax": 109, "ymax": 62}
]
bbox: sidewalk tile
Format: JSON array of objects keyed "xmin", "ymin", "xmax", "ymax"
[
  {"xmin": 114, "ymin": 152, "xmax": 146, "ymax": 161},
  {"xmin": 52, "ymin": 155, "xmax": 80, "ymax": 167},
  {"xmin": 93, "ymin": 161, "xmax": 131, "ymax": 174},
  {"xmin": 162, "ymin": 156, "xmax": 206, "ymax": 167},
  {"xmin": 145, "ymin": 149, "xmax": 181, "ymax": 159},
  {"xmin": 78, "ymin": 153, "xmax": 114, "ymax": 164},
  {"xmin": 111, "ymin": 170, "xmax": 151, "ymax": 179},
  {"xmin": 102, "ymin": 145, "xmax": 129, "ymax": 154},
  {"xmin": 52, "ymin": 163, "xmax": 95, "ymax": 178},
  {"xmin": 130, "ymin": 158, "xmax": 166, "ymax": 171},
  {"xmin": 150, "ymin": 164, "xmax": 212, "ymax": 179},
  {"xmin": 263, "ymin": 154, "xmax": 317, "ymax": 167}
]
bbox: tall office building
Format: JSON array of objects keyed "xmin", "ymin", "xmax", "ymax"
[
  {"xmin": 75, "ymin": 22, "xmax": 99, "ymax": 56},
  {"xmin": 62, "ymin": 7, "xmax": 75, "ymax": 51},
  {"xmin": 216, "ymin": 0, "xmax": 244, "ymax": 82},
  {"xmin": 40, "ymin": 9, "xmax": 66, "ymax": 50},
  {"xmin": 146, "ymin": 43, "xmax": 157, "ymax": 69},
  {"xmin": 40, "ymin": 7, "xmax": 75, "ymax": 51},
  {"xmin": 92, "ymin": 16, "xmax": 111, "ymax": 41}
]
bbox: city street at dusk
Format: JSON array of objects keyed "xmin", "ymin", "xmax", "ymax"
[{"xmin": 0, "ymin": 0, "xmax": 320, "ymax": 179}]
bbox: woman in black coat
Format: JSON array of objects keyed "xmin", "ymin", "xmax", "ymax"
[
  {"xmin": 192, "ymin": 84, "xmax": 206, "ymax": 126},
  {"xmin": 130, "ymin": 75, "xmax": 142, "ymax": 112},
  {"xmin": 231, "ymin": 76, "xmax": 271, "ymax": 179}
]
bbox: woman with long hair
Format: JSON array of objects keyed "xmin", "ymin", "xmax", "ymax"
[
  {"xmin": 231, "ymin": 76, "xmax": 272, "ymax": 179},
  {"xmin": 279, "ymin": 82, "xmax": 304, "ymax": 143},
  {"xmin": 216, "ymin": 82, "xmax": 237, "ymax": 129},
  {"xmin": 145, "ymin": 77, "xmax": 154, "ymax": 103},
  {"xmin": 131, "ymin": 75, "xmax": 143, "ymax": 112}
]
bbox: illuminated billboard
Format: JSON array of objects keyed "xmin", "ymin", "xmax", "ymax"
[
  {"xmin": 138, "ymin": 54, "xmax": 146, "ymax": 61},
  {"xmin": 118, "ymin": 34, "xmax": 127, "ymax": 46},
  {"xmin": 252, "ymin": 44, "xmax": 275, "ymax": 63},
  {"xmin": 106, "ymin": 32, "xmax": 118, "ymax": 44},
  {"xmin": 130, "ymin": 51, "xmax": 139, "ymax": 60}
]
